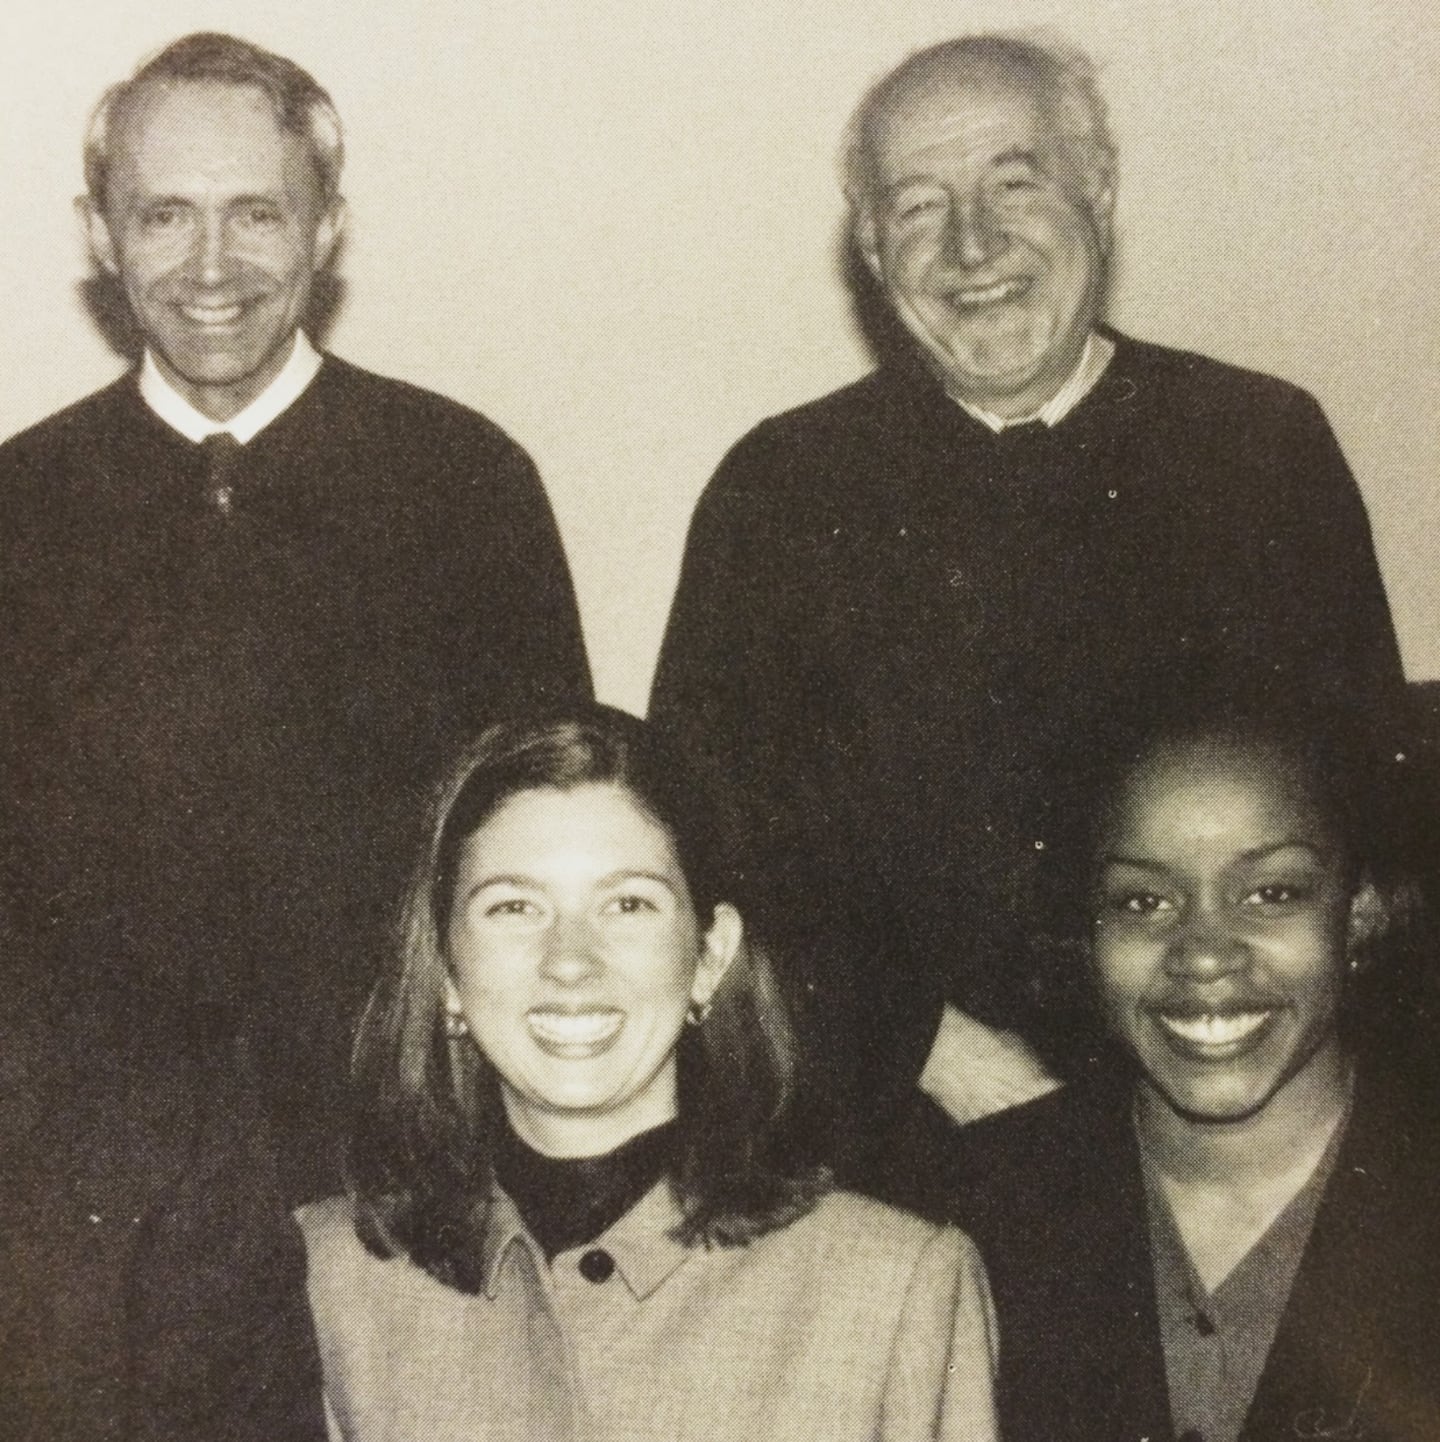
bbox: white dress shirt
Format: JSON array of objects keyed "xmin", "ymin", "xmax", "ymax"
[
  {"xmin": 952, "ymin": 330, "xmax": 1115, "ymax": 432},
  {"xmin": 138, "ymin": 332, "xmax": 324, "ymax": 443}
]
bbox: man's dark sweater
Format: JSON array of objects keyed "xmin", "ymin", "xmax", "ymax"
[
  {"xmin": 0, "ymin": 357, "xmax": 590, "ymax": 1181},
  {"xmin": 651, "ymin": 332, "xmax": 1404, "ymax": 1122}
]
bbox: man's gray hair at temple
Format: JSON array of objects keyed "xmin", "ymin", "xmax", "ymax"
[
  {"xmin": 83, "ymin": 32, "xmax": 345, "ymax": 210},
  {"xmin": 843, "ymin": 33, "xmax": 1117, "ymax": 241}
]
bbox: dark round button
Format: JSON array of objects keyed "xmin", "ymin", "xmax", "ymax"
[{"xmin": 578, "ymin": 1249, "xmax": 615, "ymax": 1284}]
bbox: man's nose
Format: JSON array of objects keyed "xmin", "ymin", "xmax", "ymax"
[
  {"xmin": 539, "ymin": 915, "xmax": 605, "ymax": 984},
  {"xmin": 1164, "ymin": 907, "xmax": 1248, "ymax": 979},
  {"xmin": 191, "ymin": 214, "xmax": 234, "ymax": 286},
  {"xmin": 944, "ymin": 195, "xmax": 1004, "ymax": 269}
]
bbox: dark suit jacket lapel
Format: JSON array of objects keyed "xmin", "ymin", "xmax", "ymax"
[
  {"xmin": 1047, "ymin": 1087, "xmax": 1173, "ymax": 1442},
  {"xmin": 1243, "ymin": 1072, "xmax": 1440, "ymax": 1441},
  {"xmin": 956, "ymin": 1082, "xmax": 1174, "ymax": 1442}
]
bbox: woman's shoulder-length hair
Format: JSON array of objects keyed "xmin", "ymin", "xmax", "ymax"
[{"xmin": 348, "ymin": 704, "xmax": 829, "ymax": 1291}]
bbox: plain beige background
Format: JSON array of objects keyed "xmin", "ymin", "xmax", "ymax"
[{"xmin": 3, "ymin": 0, "xmax": 1435, "ymax": 709}]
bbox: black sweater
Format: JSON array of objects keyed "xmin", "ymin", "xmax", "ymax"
[{"xmin": 0, "ymin": 358, "xmax": 590, "ymax": 1171}]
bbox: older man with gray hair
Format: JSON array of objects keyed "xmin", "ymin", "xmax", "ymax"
[
  {"xmin": 652, "ymin": 32, "xmax": 1403, "ymax": 1147},
  {"xmin": 0, "ymin": 33, "xmax": 590, "ymax": 1193}
]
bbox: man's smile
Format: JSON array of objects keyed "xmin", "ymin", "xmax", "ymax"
[
  {"xmin": 177, "ymin": 301, "xmax": 249, "ymax": 327},
  {"xmin": 941, "ymin": 276, "xmax": 1031, "ymax": 309}
]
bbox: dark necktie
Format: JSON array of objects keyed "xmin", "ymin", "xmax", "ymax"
[{"xmin": 201, "ymin": 432, "xmax": 243, "ymax": 514}]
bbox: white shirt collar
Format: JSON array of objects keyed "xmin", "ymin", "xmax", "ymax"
[
  {"xmin": 951, "ymin": 331, "xmax": 1115, "ymax": 433},
  {"xmin": 139, "ymin": 332, "xmax": 324, "ymax": 444}
]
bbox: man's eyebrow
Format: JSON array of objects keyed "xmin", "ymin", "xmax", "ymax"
[
  {"xmin": 990, "ymin": 146, "xmax": 1045, "ymax": 170},
  {"xmin": 881, "ymin": 175, "xmax": 945, "ymax": 197}
]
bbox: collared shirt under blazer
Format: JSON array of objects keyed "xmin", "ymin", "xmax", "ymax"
[{"xmin": 299, "ymin": 1182, "xmax": 999, "ymax": 1442}]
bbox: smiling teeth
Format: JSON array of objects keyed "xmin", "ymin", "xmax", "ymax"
[
  {"xmin": 1159, "ymin": 1012, "xmax": 1271, "ymax": 1046},
  {"xmin": 951, "ymin": 279, "xmax": 1025, "ymax": 306},
  {"xmin": 182, "ymin": 304, "xmax": 244, "ymax": 324},
  {"xmin": 528, "ymin": 1011, "xmax": 623, "ymax": 1046}
]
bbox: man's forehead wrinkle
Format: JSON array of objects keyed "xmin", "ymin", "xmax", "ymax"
[
  {"xmin": 112, "ymin": 88, "xmax": 311, "ymax": 210},
  {"xmin": 121, "ymin": 75, "xmax": 278, "ymax": 130},
  {"xmin": 116, "ymin": 82, "xmax": 287, "ymax": 166},
  {"xmin": 875, "ymin": 92, "xmax": 1055, "ymax": 182}
]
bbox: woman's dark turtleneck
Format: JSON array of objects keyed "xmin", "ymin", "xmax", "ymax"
[{"xmin": 494, "ymin": 1119, "xmax": 679, "ymax": 1262}]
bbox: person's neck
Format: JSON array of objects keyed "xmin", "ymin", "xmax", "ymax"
[
  {"xmin": 503, "ymin": 1070, "xmax": 679, "ymax": 1158},
  {"xmin": 945, "ymin": 328, "xmax": 1109, "ymax": 427},
  {"xmin": 160, "ymin": 345, "xmax": 295, "ymax": 424},
  {"xmin": 1137, "ymin": 1045, "xmax": 1353, "ymax": 1194},
  {"xmin": 495, "ymin": 1116, "xmax": 678, "ymax": 1261},
  {"xmin": 139, "ymin": 331, "xmax": 319, "ymax": 440}
]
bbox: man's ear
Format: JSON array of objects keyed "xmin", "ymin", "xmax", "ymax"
[
  {"xmin": 77, "ymin": 195, "xmax": 120, "ymax": 276},
  {"xmin": 692, "ymin": 902, "xmax": 743, "ymax": 1010},
  {"xmin": 1346, "ymin": 879, "xmax": 1390, "ymax": 971},
  {"xmin": 854, "ymin": 210, "xmax": 883, "ymax": 283},
  {"xmin": 313, "ymin": 198, "xmax": 347, "ymax": 271}
]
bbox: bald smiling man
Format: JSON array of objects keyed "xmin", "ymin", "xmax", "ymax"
[{"xmin": 651, "ymin": 32, "xmax": 1405, "ymax": 1154}]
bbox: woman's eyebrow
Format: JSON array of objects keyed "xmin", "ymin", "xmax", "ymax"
[
  {"xmin": 1098, "ymin": 855, "xmax": 1170, "ymax": 875},
  {"xmin": 596, "ymin": 869, "xmax": 677, "ymax": 891},
  {"xmin": 1236, "ymin": 839, "xmax": 1326, "ymax": 864},
  {"xmin": 464, "ymin": 872, "xmax": 539, "ymax": 898}
]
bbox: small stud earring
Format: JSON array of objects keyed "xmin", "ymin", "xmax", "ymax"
[
  {"xmin": 686, "ymin": 998, "xmax": 712, "ymax": 1027},
  {"xmin": 444, "ymin": 1006, "xmax": 469, "ymax": 1038}
]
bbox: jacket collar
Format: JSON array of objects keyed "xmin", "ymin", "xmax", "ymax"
[
  {"xmin": 1064, "ymin": 1063, "xmax": 1440, "ymax": 1442},
  {"xmin": 480, "ymin": 1178, "xmax": 694, "ymax": 1302},
  {"xmin": 1244, "ymin": 1064, "xmax": 1440, "ymax": 1440}
]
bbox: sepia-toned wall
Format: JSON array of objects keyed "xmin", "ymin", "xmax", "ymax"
[{"xmin": 2, "ymin": 0, "xmax": 1435, "ymax": 708}]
